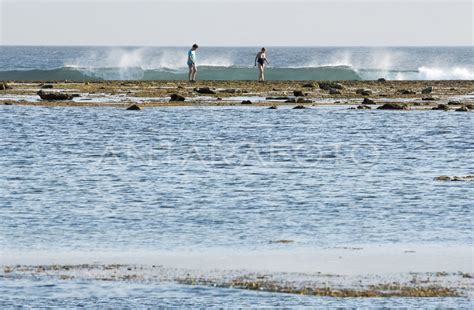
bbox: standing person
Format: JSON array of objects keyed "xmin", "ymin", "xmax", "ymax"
[
  {"xmin": 187, "ymin": 44, "xmax": 198, "ymax": 82},
  {"xmin": 255, "ymin": 48, "xmax": 269, "ymax": 81}
]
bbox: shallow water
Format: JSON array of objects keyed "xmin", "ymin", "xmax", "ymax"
[
  {"xmin": 1, "ymin": 277, "xmax": 472, "ymax": 308},
  {"xmin": 0, "ymin": 105, "xmax": 473, "ymax": 305}
]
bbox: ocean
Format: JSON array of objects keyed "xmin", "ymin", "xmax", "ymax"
[
  {"xmin": 0, "ymin": 46, "xmax": 473, "ymax": 81},
  {"xmin": 1, "ymin": 46, "xmax": 473, "ymax": 307},
  {"xmin": 1, "ymin": 104, "xmax": 473, "ymax": 306}
]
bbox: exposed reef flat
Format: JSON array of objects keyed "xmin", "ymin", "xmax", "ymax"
[
  {"xmin": 0, "ymin": 80, "xmax": 472, "ymax": 109},
  {"xmin": 2, "ymin": 246, "xmax": 473, "ymax": 297}
]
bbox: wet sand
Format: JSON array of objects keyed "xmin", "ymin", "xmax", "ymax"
[{"xmin": 1, "ymin": 80, "xmax": 473, "ymax": 109}]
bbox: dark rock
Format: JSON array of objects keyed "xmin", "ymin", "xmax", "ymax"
[
  {"xmin": 170, "ymin": 94, "xmax": 185, "ymax": 102},
  {"xmin": 241, "ymin": 100, "xmax": 252, "ymax": 105},
  {"xmin": 455, "ymin": 105, "xmax": 470, "ymax": 112},
  {"xmin": 422, "ymin": 96, "xmax": 437, "ymax": 101},
  {"xmin": 362, "ymin": 98, "xmax": 376, "ymax": 105},
  {"xmin": 466, "ymin": 104, "xmax": 473, "ymax": 109},
  {"xmin": 319, "ymin": 82, "xmax": 343, "ymax": 90},
  {"xmin": 216, "ymin": 97, "xmax": 222, "ymax": 101},
  {"xmin": 71, "ymin": 94, "xmax": 81, "ymax": 98},
  {"xmin": 329, "ymin": 88, "xmax": 341, "ymax": 95},
  {"xmin": 41, "ymin": 84, "xmax": 54, "ymax": 89},
  {"xmin": 296, "ymin": 98, "xmax": 312, "ymax": 104},
  {"xmin": 37, "ymin": 90, "xmax": 73, "ymax": 101},
  {"xmin": 301, "ymin": 83, "xmax": 315, "ymax": 88},
  {"xmin": 435, "ymin": 175, "xmax": 474, "ymax": 181},
  {"xmin": 357, "ymin": 105, "xmax": 371, "ymax": 110},
  {"xmin": 377, "ymin": 78, "xmax": 387, "ymax": 82},
  {"xmin": 400, "ymin": 89, "xmax": 416, "ymax": 95},
  {"xmin": 194, "ymin": 87, "xmax": 216, "ymax": 94},
  {"xmin": 421, "ymin": 86, "xmax": 433, "ymax": 94},
  {"xmin": 377, "ymin": 103, "xmax": 409, "ymax": 110},
  {"xmin": 293, "ymin": 90, "xmax": 305, "ymax": 97},
  {"xmin": 266, "ymin": 96, "xmax": 290, "ymax": 100},
  {"xmin": 268, "ymin": 106, "xmax": 277, "ymax": 109},
  {"xmin": 126, "ymin": 104, "xmax": 141, "ymax": 110},
  {"xmin": 0, "ymin": 82, "xmax": 11, "ymax": 90},
  {"xmin": 292, "ymin": 105, "xmax": 306, "ymax": 109},
  {"xmin": 285, "ymin": 98, "xmax": 296, "ymax": 103},
  {"xmin": 432, "ymin": 104, "xmax": 449, "ymax": 111},
  {"xmin": 3, "ymin": 101, "xmax": 13, "ymax": 105},
  {"xmin": 356, "ymin": 88, "xmax": 372, "ymax": 96},
  {"xmin": 448, "ymin": 100, "xmax": 462, "ymax": 105}
]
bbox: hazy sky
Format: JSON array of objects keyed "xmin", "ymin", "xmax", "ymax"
[{"xmin": 0, "ymin": 0, "xmax": 472, "ymax": 46}]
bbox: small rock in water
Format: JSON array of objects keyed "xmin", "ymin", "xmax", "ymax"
[
  {"xmin": 329, "ymin": 88, "xmax": 341, "ymax": 95},
  {"xmin": 455, "ymin": 105, "xmax": 470, "ymax": 112},
  {"xmin": 241, "ymin": 100, "xmax": 252, "ymax": 105},
  {"xmin": 37, "ymin": 90, "xmax": 73, "ymax": 101},
  {"xmin": 170, "ymin": 94, "xmax": 185, "ymax": 102},
  {"xmin": 432, "ymin": 104, "xmax": 449, "ymax": 111},
  {"xmin": 357, "ymin": 105, "xmax": 371, "ymax": 110},
  {"xmin": 126, "ymin": 104, "xmax": 141, "ymax": 110},
  {"xmin": 362, "ymin": 98, "xmax": 376, "ymax": 105},
  {"xmin": 448, "ymin": 100, "xmax": 462, "ymax": 105},
  {"xmin": 266, "ymin": 96, "xmax": 290, "ymax": 100},
  {"xmin": 377, "ymin": 103, "xmax": 409, "ymax": 110},
  {"xmin": 293, "ymin": 90, "xmax": 305, "ymax": 97},
  {"xmin": 292, "ymin": 105, "xmax": 306, "ymax": 109},
  {"xmin": 194, "ymin": 87, "xmax": 216, "ymax": 94},
  {"xmin": 434, "ymin": 175, "xmax": 474, "ymax": 181},
  {"xmin": 377, "ymin": 78, "xmax": 387, "ymax": 82},
  {"xmin": 268, "ymin": 106, "xmax": 277, "ymax": 109},
  {"xmin": 421, "ymin": 86, "xmax": 433, "ymax": 94},
  {"xmin": 296, "ymin": 98, "xmax": 312, "ymax": 104},
  {"xmin": 422, "ymin": 96, "xmax": 437, "ymax": 101},
  {"xmin": 269, "ymin": 239, "xmax": 294, "ymax": 244}
]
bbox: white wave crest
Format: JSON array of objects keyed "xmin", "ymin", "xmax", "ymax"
[{"xmin": 418, "ymin": 66, "xmax": 474, "ymax": 80}]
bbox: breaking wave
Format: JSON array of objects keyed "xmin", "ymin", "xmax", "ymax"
[{"xmin": 0, "ymin": 65, "xmax": 472, "ymax": 81}]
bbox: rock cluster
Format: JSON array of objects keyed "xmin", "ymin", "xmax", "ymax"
[
  {"xmin": 194, "ymin": 87, "xmax": 216, "ymax": 94},
  {"xmin": 37, "ymin": 90, "xmax": 73, "ymax": 101}
]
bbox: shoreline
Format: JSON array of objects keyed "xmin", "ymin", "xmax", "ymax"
[{"xmin": 2, "ymin": 245, "xmax": 473, "ymax": 297}]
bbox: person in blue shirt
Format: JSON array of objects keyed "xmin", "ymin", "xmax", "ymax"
[{"xmin": 187, "ymin": 44, "xmax": 199, "ymax": 82}]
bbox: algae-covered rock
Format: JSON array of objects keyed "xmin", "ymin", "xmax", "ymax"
[
  {"xmin": 377, "ymin": 103, "xmax": 409, "ymax": 110},
  {"xmin": 37, "ymin": 90, "xmax": 73, "ymax": 101},
  {"xmin": 126, "ymin": 104, "xmax": 141, "ymax": 110},
  {"xmin": 170, "ymin": 94, "xmax": 185, "ymax": 102}
]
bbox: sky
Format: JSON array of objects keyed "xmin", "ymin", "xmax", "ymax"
[{"xmin": 0, "ymin": 0, "xmax": 472, "ymax": 46}]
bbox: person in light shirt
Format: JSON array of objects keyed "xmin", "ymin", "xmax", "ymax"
[{"xmin": 187, "ymin": 44, "xmax": 199, "ymax": 82}]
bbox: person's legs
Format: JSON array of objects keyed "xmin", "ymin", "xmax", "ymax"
[
  {"xmin": 258, "ymin": 64, "xmax": 264, "ymax": 81},
  {"xmin": 191, "ymin": 65, "xmax": 197, "ymax": 81},
  {"xmin": 188, "ymin": 64, "xmax": 193, "ymax": 81}
]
